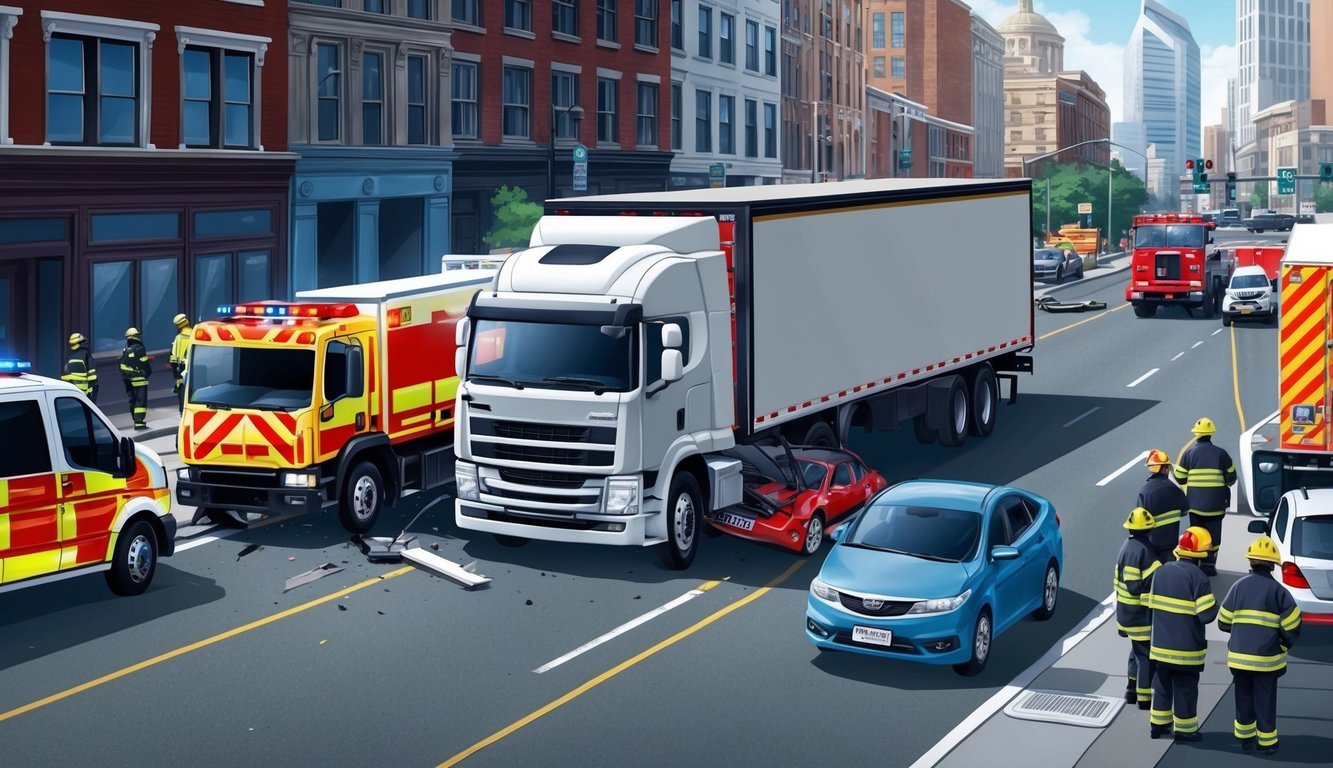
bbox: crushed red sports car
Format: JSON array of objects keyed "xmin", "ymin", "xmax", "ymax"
[{"xmin": 705, "ymin": 442, "xmax": 889, "ymax": 556}]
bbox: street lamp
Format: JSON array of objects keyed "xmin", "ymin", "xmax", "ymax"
[{"xmin": 548, "ymin": 104, "xmax": 585, "ymax": 201}]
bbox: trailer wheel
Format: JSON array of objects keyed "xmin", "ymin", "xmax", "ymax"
[
  {"xmin": 936, "ymin": 376, "xmax": 970, "ymax": 448},
  {"xmin": 913, "ymin": 415, "xmax": 937, "ymax": 444},
  {"xmin": 657, "ymin": 472, "xmax": 701, "ymax": 570},
  {"xmin": 967, "ymin": 365, "xmax": 998, "ymax": 438},
  {"xmin": 801, "ymin": 421, "xmax": 838, "ymax": 448},
  {"xmin": 339, "ymin": 461, "xmax": 383, "ymax": 534},
  {"xmin": 1132, "ymin": 303, "xmax": 1157, "ymax": 318}
]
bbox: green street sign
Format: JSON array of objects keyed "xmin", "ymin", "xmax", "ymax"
[
  {"xmin": 1192, "ymin": 182, "xmax": 1209, "ymax": 193},
  {"xmin": 898, "ymin": 148, "xmax": 912, "ymax": 170},
  {"xmin": 1277, "ymin": 166, "xmax": 1296, "ymax": 195}
]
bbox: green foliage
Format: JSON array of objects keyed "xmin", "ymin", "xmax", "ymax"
[
  {"xmin": 1029, "ymin": 159, "xmax": 1148, "ymax": 247},
  {"xmin": 483, "ymin": 185, "xmax": 544, "ymax": 250},
  {"xmin": 1315, "ymin": 185, "xmax": 1333, "ymax": 214},
  {"xmin": 1250, "ymin": 183, "xmax": 1269, "ymax": 210}
]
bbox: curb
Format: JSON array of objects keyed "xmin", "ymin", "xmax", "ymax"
[{"xmin": 1038, "ymin": 261, "xmax": 1131, "ymax": 297}]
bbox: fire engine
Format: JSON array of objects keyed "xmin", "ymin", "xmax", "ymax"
[
  {"xmin": 1, "ymin": 360, "xmax": 175, "ymax": 597},
  {"xmin": 175, "ymin": 264, "xmax": 500, "ymax": 533},
  {"xmin": 1125, "ymin": 212, "xmax": 1232, "ymax": 318}
]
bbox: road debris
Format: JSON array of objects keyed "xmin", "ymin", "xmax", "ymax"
[
  {"xmin": 237, "ymin": 543, "xmax": 263, "ymax": 560},
  {"xmin": 401, "ymin": 547, "xmax": 492, "ymax": 588},
  {"xmin": 1035, "ymin": 296, "xmax": 1107, "ymax": 313},
  {"xmin": 284, "ymin": 563, "xmax": 344, "ymax": 592}
]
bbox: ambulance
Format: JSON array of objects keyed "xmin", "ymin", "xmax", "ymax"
[
  {"xmin": 175, "ymin": 263, "xmax": 500, "ymax": 533},
  {"xmin": 0, "ymin": 360, "xmax": 175, "ymax": 597}
]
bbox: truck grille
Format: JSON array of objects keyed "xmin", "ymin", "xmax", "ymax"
[
  {"xmin": 471, "ymin": 417, "xmax": 615, "ymax": 445},
  {"xmin": 198, "ymin": 469, "xmax": 280, "ymax": 488},
  {"xmin": 1155, "ymin": 253, "xmax": 1181, "ymax": 280},
  {"xmin": 473, "ymin": 442, "xmax": 614, "ymax": 466},
  {"xmin": 837, "ymin": 592, "xmax": 915, "ymax": 617},
  {"xmin": 498, "ymin": 467, "xmax": 591, "ymax": 488}
]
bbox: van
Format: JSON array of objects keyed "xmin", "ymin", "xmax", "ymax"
[
  {"xmin": 1221, "ymin": 265, "xmax": 1276, "ymax": 326},
  {"xmin": 1218, "ymin": 208, "xmax": 1242, "ymax": 228}
]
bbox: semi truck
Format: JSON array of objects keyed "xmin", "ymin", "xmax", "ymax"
[
  {"xmin": 1125, "ymin": 212, "xmax": 1232, "ymax": 318},
  {"xmin": 1240, "ymin": 224, "xmax": 1333, "ymax": 515},
  {"xmin": 176, "ymin": 263, "xmax": 500, "ymax": 533},
  {"xmin": 451, "ymin": 179, "xmax": 1036, "ymax": 569}
]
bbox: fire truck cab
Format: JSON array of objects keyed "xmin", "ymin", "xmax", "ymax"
[{"xmin": 1125, "ymin": 212, "xmax": 1232, "ymax": 318}]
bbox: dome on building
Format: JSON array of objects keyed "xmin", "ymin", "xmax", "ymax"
[
  {"xmin": 999, "ymin": 0, "xmax": 1065, "ymax": 76},
  {"xmin": 998, "ymin": 0, "xmax": 1061, "ymax": 37}
]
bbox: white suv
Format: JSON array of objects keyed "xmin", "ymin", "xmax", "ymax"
[{"xmin": 1221, "ymin": 265, "xmax": 1276, "ymax": 326}]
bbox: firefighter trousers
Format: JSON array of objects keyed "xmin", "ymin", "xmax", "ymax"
[
  {"xmin": 1127, "ymin": 640, "xmax": 1153, "ymax": 703},
  {"xmin": 1189, "ymin": 511, "xmax": 1224, "ymax": 569},
  {"xmin": 124, "ymin": 380, "xmax": 148, "ymax": 427},
  {"xmin": 1233, "ymin": 669, "xmax": 1281, "ymax": 748},
  {"xmin": 1151, "ymin": 662, "xmax": 1201, "ymax": 734}
]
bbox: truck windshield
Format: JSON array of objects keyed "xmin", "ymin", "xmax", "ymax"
[
  {"xmin": 1134, "ymin": 224, "xmax": 1205, "ymax": 249},
  {"xmin": 188, "ymin": 346, "xmax": 316, "ymax": 411},
  {"xmin": 468, "ymin": 319, "xmax": 635, "ymax": 392}
]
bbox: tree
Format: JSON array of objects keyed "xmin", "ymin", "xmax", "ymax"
[
  {"xmin": 484, "ymin": 185, "xmax": 544, "ymax": 250},
  {"xmin": 1315, "ymin": 185, "xmax": 1333, "ymax": 214},
  {"xmin": 1030, "ymin": 159, "xmax": 1148, "ymax": 246},
  {"xmin": 1250, "ymin": 183, "xmax": 1269, "ymax": 211}
]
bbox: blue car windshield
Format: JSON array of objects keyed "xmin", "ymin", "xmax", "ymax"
[{"xmin": 845, "ymin": 504, "xmax": 981, "ymax": 562}]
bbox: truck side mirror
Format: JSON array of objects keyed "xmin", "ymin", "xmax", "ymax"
[
  {"xmin": 116, "ymin": 436, "xmax": 136, "ymax": 479},
  {"xmin": 456, "ymin": 317, "xmax": 470, "ymax": 347},
  {"xmin": 662, "ymin": 323, "xmax": 683, "ymax": 349},
  {"xmin": 662, "ymin": 349, "xmax": 683, "ymax": 382},
  {"xmin": 346, "ymin": 346, "xmax": 364, "ymax": 398}
]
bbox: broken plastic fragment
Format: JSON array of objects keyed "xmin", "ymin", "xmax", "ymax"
[
  {"xmin": 284, "ymin": 562, "xmax": 344, "ymax": 592},
  {"xmin": 237, "ymin": 543, "xmax": 263, "ymax": 560}
]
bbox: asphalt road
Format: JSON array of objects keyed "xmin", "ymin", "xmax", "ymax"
[{"xmin": 0, "ymin": 244, "xmax": 1310, "ymax": 768}]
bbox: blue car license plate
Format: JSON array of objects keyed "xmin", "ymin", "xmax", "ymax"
[{"xmin": 853, "ymin": 626, "xmax": 893, "ymax": 646}]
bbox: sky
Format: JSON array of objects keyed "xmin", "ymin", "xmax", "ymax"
[{"xmin": 969, "ymin": 0, "xmax": 1236, "ymax": 137}]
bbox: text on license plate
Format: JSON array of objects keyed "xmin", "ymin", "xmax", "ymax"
[
  {"xmin": 715, "ymin": 511, "xmax": 755, "ymax": 531},
  {"xmin": 853, "ymin": 626, "xmax": 894, "ymax": 646}
]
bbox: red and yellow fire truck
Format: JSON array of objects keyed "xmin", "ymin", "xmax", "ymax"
[
  {"xmin": 176, "ymin": 266, "xmax": 498, "ymax": 533},
  {"xmin": 1125, "ymin": 212, "xmax": 1232, "ymax": 318}
]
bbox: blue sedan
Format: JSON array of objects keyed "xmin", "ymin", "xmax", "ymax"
[{"xmin": 805, "ymin": 480, "xmax": 1063, "ymax": 676}]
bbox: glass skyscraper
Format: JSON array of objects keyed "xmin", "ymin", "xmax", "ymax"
[{"xmin": 1124, "ymin": 0, "xmax": 1200, "ymax": 206}]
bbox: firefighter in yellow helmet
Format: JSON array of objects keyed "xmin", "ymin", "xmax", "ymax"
[
  {"xmin": 169, "ymin": 313, "xmax": 192, "ymax": 413},
  {"xmin": 1174, "ymin": 417, "xmax": 1236, "ymax": 576},
  {"xmin": 1219, "ymin": 537, "xmax": 1302, "ymax": 755},
  {"xmin": 1137, "ymin": 449, "xmax": 1187, "ymax": 561},
  {"xmin": 61, "ymin": 332, "xmax": 98, "ymax": 402},
  {"xmin": 118, "ymin": 327, "xmax": 151, "ymax": 429},
  {"xmin": 1144, "ymin": 526, "xmax": 1218, "ymax": 742},
  {"xmin": 1115, "ymin": 507, "xmax": 1161, "ymax": 708}
]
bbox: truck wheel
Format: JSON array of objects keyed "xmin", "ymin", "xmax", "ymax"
[
  {"xmin": 936, "ymin": 376, "xmax": 970, "ymax": 448},
  {"xmin": 913, "ymin": 415, "xmax": 937, "ymax": 444},
  {"xmin": 967, "ymin": 365, "xmax": 998, "ymax": 438},
  {"xmin": 1202, "ymin": 288, "xmax": 1216, "ymax": 318},
  {"xmin": 105, "ymin": 519, "xmax": 159, "ymax": 596},
  {"xmin": 339, "ymin": 461, "xmax": 383, "ymax": 534},
  {"xmin": 1223, "ymin": 313, "xmax": 1233, "ymax": 327},
  {"xmin": 801, "ymin": 421, "xmax": 838, "ymax": 448},
  {"xmin": 657, "ymin": 472, "xmax": 701, "ymax": 570},
  {"xmin": 1132, "ymin": 303, "xmax": 1157, "ymax": 318}
]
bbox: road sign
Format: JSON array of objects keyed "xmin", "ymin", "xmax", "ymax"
[
  {"xmin": 899, "ymin": 148, "xmax": 912, "ymax": 170},
  {"xmin": 1192, "ymin": 181, "xmax": 1209, "ymax": 193},
  {"xmin": 709, "ymin": 163, "xmax": 726, "ymax": 188},
  {"xmin": 1277, "ymin": 166, "xmax": 1296, "ymax": 195},
  {"xmin": 573, "ymin": 143, "xmax": 588, "ymax": 191},
  {"xmin": 1077, "ymin": 203, "xmax": 1092, "ymax": 215}
]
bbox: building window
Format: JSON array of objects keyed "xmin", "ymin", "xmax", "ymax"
[
  {"xmin": 316, "ymin": 43, "xmax": 341, "ymax": 142},
  {"xmin": 764, "ymin": 26, "xmax": 776, "ymax": 75},
  {"xmin": 698, "ymin": 6, "xmax": 711, "ymax": 58},
  {"xmin": 552, "ymin": 70, "xmax": 579, "ymax": 139},
  {"xmin": 670, "ymin": 0, "xmax": 682, "ymax": 49},
  {"xmin": 452, "ymin": 60, "xmax": 478, "ymax": 138},
  {"xmin": 744, "ymin": 20, "xmax": 758, "ymax": 71},
  {"xmin": 553, "ymin": 0, "xmax": 578, "ymax": 36},
  {"xmin": 407, "ymin": 55, "xmax": 427, "ymax": 144},
  {"xmin": 47, "ymin": 36, "xmax": 139, "ymax": 146},
  {"xmin": 1009, "ymin": 129, "xmax": 1021, "ymax": 142},
  {"xmin": 407, "ymin": 0, "xmax": 429, "ymax": 19},
  {"xmin": 670, "ymin": 81, "xmax": 682, "ymax": 149},
  {"xmin": 718, "ymin": 94, "xmax": 733, "ymax": 154},
  {"xmin": 361, "ymin": 51, "xmax": 384, "ymax": 145},
  {"xmin": 763, "ymin": 102, "xmax": 776, "ymax": 158},
  {"xmin": 890, "ymin": 11, "xmax": 904, "ymax": 48},
  {"xmin": 872, "ymin": 12, "xmax": 884, "ymax": 48},
  {"xmin": 363, "ymin": 0, "xmax": 387, "ymax": 12},
  {"xmin": 505, "ymin": 0, "xmax": 531, "ymax": 31},
  {"xmin": 719, "ymin": 13, "xmax": 733, "ymax": 64},
  {"xmin": 744, "ymin": 98, "xmax": 757, "ymax": 157},
  {"xmin": 891, "ymin": 56, "xmax": 904, "ymax": 78},
  {"xmin": 635, "ymin": 0, "xmax": 657, "ymax": 47},
  {"xmin": 872, "ymin": 56, "xmax": 885, "ymax": 78},
  {"xmin": 502, "ymin": 65, "xmax": 531, "ymax": 139},
  {"xmin": 597, "ymin": 76, "xmax": 618, "ymax": 142},
  {"xmin": 452, "ymin": 0, "xmax": 481, "ymax": 25},
  {"xmin": 636, "ymin": 82, "xmax": 657, "ymax": 146},
  {"xmin": 597, "ymin": 0, "xmax": 617, "ymax": 42},
  {"xmin": 695, "ymin": 89, "xmax": 711, "ymax": 152},
  {"xmin": 182, "ymin": 48, "xmax": 255, "ymax": 149}
]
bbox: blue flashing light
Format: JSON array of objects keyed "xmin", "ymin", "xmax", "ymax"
[
  {"xmin": 0, "ymin": 359, "xmax": 33, "ymax": 372},
  {"xmin": 217, "ymin": 305, "xmax": 234, "ymax": 316}
]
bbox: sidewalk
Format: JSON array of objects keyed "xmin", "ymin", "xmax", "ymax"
[
  {"xmin": 1034, "ymin": 251, "xmax": 1132, "ymax": 300},
  {"xmin": 99, "ymin": 376, "xmax": 181, "ymax": 442}
]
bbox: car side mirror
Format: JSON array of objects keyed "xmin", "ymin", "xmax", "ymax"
[
  {"xmin": 662, "ymin": 349, "xmax": 683, "ymax": 382},
  {"xmin": 991, "ymin": 545, "xmax": 1020, "ymax": 561},
  {"xmin": 116, "ymin": 436, "xmax": 136, "ymax": 478},
  {"xmin": 1247, "ymin": 519, "xmax": 1269, "ymax": 534}
]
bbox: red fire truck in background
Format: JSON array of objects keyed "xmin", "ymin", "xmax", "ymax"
[{"xmin": 1125, "ymin": 212, "xmax": 1233, "ymax": 318}]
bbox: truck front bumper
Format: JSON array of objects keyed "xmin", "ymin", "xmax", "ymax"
[
  {"xmin": 456, "ymin": 500, "xmax": 655, "ymax": 546},
  {"xmin": 1129, "ymin": 290, "xmax": 1205, "ymax": 306},
  {"xmin": 175, "ymin": 466, "xmax": 333, "ymax": 516}
]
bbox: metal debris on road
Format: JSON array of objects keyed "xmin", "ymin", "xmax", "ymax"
[
  {"xmin": 237, "ymin": 544, "xmax": 263, "ymax": 560},
  {"xmin": 401, "ymin": 547, "xmax": 492, "ymax": 588},
  {"xmin": 1035, "ymin": 296, "xmax": 1108, "ymax": 313},
  {"xmin": 284, "ymin": 563, "xmax": 344, "ymax": 592}
]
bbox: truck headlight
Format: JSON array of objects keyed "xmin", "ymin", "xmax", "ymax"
[
  {"xmin": 177, "ymin": 468, "xmax": 190, "ymax": 482},
  {"xmin": 906, "ymin": 589, "xmax": 972, "ymax": 615},
  {"xmin": 1131, "ymin": 291, "xmax": 1144, "ymax": 299},
  {"xmin": 810, "ymin": 577, "xmax": 840, "ymax": 602},
  {"xmin": 282, "ymin": 471, "xmax": 317, "ymax": 488},
  {"xmin": 1258, "ymin": 461, "xmax": 1278, "ymax": 474},
  {"xmin": 456, "ymin": 462, "xmax": 480, "ymax": 501},
  {"xmin": 603, "ymin": 478, "xmax": 639, "ymax": 515}
]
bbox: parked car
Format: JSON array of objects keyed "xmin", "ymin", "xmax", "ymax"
[
  {"xmin": 1221, "ymin": 265, "xmax": 1277, "ymax": 326},
  {"xmin": 1245, "ymin": 210, "xmax": 1296, "ymax": 233},
  {"xmin": 705, "ymin": 442, "xmax": 888, "ymax": 556},
  {"xmin": 1032, "ymin": 248, "xmax": 1083, "ymax": 283},
  {"xmin": 1248, "ymin": 488, "xmax": 1333, "ymax": 625},
  {"xmin": 1218, "ymin": 208, "xmax": 1243, "ymax": 228},
  {"xmin": 805, "ymin": 479, "xmax": 1063, "ymax": 675}
]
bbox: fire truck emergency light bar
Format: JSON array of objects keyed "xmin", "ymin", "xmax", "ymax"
[
  {"xmin": 0, "ymin": 359, "xmax": 33, "ymax": 373},
  {"xmin": 217, "ymin": 302, "xmax": 360, "ymax": 319}
]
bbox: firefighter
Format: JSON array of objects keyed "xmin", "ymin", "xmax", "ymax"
[
  {"xmin": 169, "ymin": 313, "xmax": 192, "ymax": 413},
  {"xmin": 1173, "ymin": 417, "xmax": 1236, "ymax": 576},
  {"xmin": 1115, "ymin": 507, "xmax": 1161, "ymax": 709},
  {"xmin": 119, "ymin": 327, "xmax": 151, "ymax": 430},
  {"xmin": 1219, "ymin": 536, "xmax": 1303, "ymax": 755},
  {"xmin": 1137, "ymin": 449, "xmax": 1187, "ymax": 562},
  {"xmin": 1145, "ymin": 526, "xmax": 1218, "ymax": 742},
  {"xmin": 61, "ymin": 332, "xmax": 98, "ymax": 402}
]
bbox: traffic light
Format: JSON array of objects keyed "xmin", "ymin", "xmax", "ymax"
[
  {"xmin": 1186, "ymin": 158, "xmax": 1196, "ymax": 181},
  {"xmin": 1321, "ymin": 162, "xmax": 1333, "ymax": 183},
  {"xmin": 1200, "ymin": 158, "xmax": 1212, "ymax": 184},
  {"xmin": 1226, "ymin": 171, "xmax": 1237, "ymax": 202}
]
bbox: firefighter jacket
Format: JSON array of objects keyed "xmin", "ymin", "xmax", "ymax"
[
  {"xmin": 1114, "ymin": 534, "xmax": 1160, "ymax": 641},
  {"xmin": 1219, "ymin": 570, "xmax": 1303, "ymax": 673},
  {"xmin": 61, "ymin": 346, "xmax": 98, "ymax": 398},
  {"xmin": 1173, "ymin": 438, "xmax": 1236, "ymax": 516},
  {"xmin": 1137, "ymin": 473, "xmax": 1187, "ymax": 554},
  {"xmin": 1145, "ymin": 558, "xmax": 1218, "ymax": 667},
  {"xmin": 118, "ymin": 341, "xmax": 151, "ymax": 386},
  {"xmin": 169, "ymin": 327, "xmax": 192, "ymax": 388}
]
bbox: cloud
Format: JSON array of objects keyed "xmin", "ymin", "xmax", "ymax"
[{"xmin": 1200, "ymin": 43, "xmax": 1236, "ymax": 130}]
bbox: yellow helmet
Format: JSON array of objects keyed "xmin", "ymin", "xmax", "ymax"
[
  {"xmin": 1175, "ymin": 526, "xmax": 1213, "ymax": 558},
  {"xmin": 173, "ymin": 313, "xmax": 190, "ymax": 327},
  {"xmin": 68, "ymin": 332, "xmax": 85, "ymax": 348},
  {"xmin": 1244, "ymin": 536, "xmax": 1282, "ymax": 565},
  {"xmin": 1124, "ymin": 507, "xmax": 1156, "ymax": 531},
  {"xmin": 125, "ymin": 327, "xmax": 141, "ymax": 339},
  {"xmin": 1192, "ymin": 417, "xmax": 1216, "ymax": 436},
  {"xmin": 1146, "ymin": 449, "xmax": 1171, "ymax": 471}
]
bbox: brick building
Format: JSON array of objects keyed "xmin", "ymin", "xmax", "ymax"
[
  {"xmin": 448, "ymin": 0, "xmax": 673, "ymax": 252},
  {"xmin": 903, "ymin": 0, "xmax": 970, "ymax": 126},
  {"xmin": 778, "ymin": 0, "xmax": 864, "ymax": 183},
  {"xmin": 0, "ymin": 1, "xmax": 293, "ymax": 374}
]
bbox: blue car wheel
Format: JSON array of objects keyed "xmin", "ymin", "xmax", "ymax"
[
  {"xmin": 1031, "ymin": 561, "xmax": 1059, "ymax": 621},
  {"xmin": 953, "ymin": 607, "xmax": 992, "ymax": 677}
]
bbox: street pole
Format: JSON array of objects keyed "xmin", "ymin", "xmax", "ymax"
[
  {"xmin": 810, "ymin": 101, "xmax": 818, "ymax": 183},
  {"xmin": 1045, "ymin": 178, "xmax": 1051, "ymax": 237},
  {"xmin": 1107, "ymin": 164, "xmax": 1113, "ymax": 254},
  {"xmin": 547, "ymin": 104, "xmax": 583, "ymax": 201}
]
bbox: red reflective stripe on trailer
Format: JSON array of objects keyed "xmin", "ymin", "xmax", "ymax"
[
  {"xmin": 820, "ymin": 396, "xmax": 829, "ymax": 402},
  {"xmin": 897, "ymin": 373, "xmax": 906, "ymax": 379},
  {"xmin": 913, "ymin": 369, "xmax": 920, "ymax": 375},
  {"xmin": 839, "ymin": 391, "xmax": 847, "ymax": 397},
  {"xmin": 787, "ymin": 406, "xmax": 797, "ymax": 412},
  {"xmin": 953, "ymin": 358, "xmax": 960, "ymax": 363}
]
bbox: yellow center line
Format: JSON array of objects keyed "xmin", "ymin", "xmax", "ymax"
[
  {"xmin": 1039, "ymin": 303, "xmax": 1130, "ymax": 340},
  {"xmin": 1231, "ymin": 322, "xmax": 1247, "ymax": 433},
  {"xmin": 437, "ymin": 559, "xmax": 807, "ymax": 768},
  {"xmin": 0, "ymin": 566, "xmax": 415, "ymax": 725}
]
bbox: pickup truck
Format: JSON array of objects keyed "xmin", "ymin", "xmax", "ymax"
[{"xmin": 1245, "ymin": 210, "xmax": 1296, "ymax": 233}]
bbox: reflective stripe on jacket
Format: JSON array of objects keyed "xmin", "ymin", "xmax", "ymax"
[
  {"xmin": 119, "ymin": 341, "xmax": 151, "ymax": 385},
  {"xmin": 1219, "ymin": 570, "xmax": 1302, "ymax": 672},
  {"xmin": 1137, "ymin": 473, "xmax": 1187, "ymax": 554},
  {"xmin": 61, "ymin": 347, "xmax": 98, "ymax": 394},
  {"xmin": 169, "ymin": 329, "xmax": 191, "ymax": 379},
  {"xmin": 1115, "ymin": 536, "xmax": 1160, "ymax": 641},
  {"xmin": 1173, "ymin": 439, "xmax": 1236, "ymax": 515},
  {"xmin": 1146, "ymin": 558, "xmax": 1218, "ymax": 666}
]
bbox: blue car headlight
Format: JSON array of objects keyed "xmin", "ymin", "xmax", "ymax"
[
  {"xmin": 810, "ymin": 577, "xmax": 839, "ymax": 603},
  {"xmin": 906, "ymin": 589, "xmax": 972, "ymax": 615}
]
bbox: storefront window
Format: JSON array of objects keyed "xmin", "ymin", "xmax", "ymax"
[
  {"xmin": 91, "ymin": 212, "xmax": 179, "ymax": 242},
  {"xmin": 195, "ymin": 253, "xmax": 232, "ymax": 321},
  {"xmin": 91, "ymin": 261, "xmax": 132, "ymax": 353},
  {"xmin": 378, "ymin": 198, "xmax": 422, "ymax": 280},
  {"xmin": 239, "ymin": 250, "xmax": 270, "ymax": 302},
  {"xmin": 194, "ymin": 209, "xmax": 272, "ymax": 238},
  {"xmin": 0, "ymin": 217, "xmax": 68, "ymax": 244},
  {"xmin": 140, "ymin": 258, "xmax": 179, "ymax": 351},
  {"xmin": 316, "ymin": 202, "xmax": 355, "ymax": 288}
]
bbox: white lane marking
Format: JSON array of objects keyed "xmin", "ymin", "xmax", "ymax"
[
  {"xmin": 1171, "ymin": 352, "xmax": 1185, "ymax": 361},
  {"xmin": 1062, "ymin": 407, "xmax": 1100, "ymax": 429},
  {"xmin": 174, "ymin": 512, "xmax": 300, "ymax": 552},
  {"xmin": 909, "ymin": 594, "xmax": 1117, "ymax": 768},
  {"xmin": 1097, "ymin": 451, "xmax": 1150, "ymax": 487},
  {"xmin": 533, "ymin": 588, "xmax": 711, "ymax": 674},
  {"xmin": 1212, "ymin": 328, "xmax": 1225, "ymax": 336},
  {"xmin": 1127, "ymin": 368, "xmax": 1159, "ymax": 388},
  {"xmin": 1192, "ymin": 341, "xmax": 1205, "ymax": 348}
]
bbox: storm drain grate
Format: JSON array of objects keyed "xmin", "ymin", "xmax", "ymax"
[{"xmin": 1003, "ymin": 689, "xmax": 1123, "ymax": 728}]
